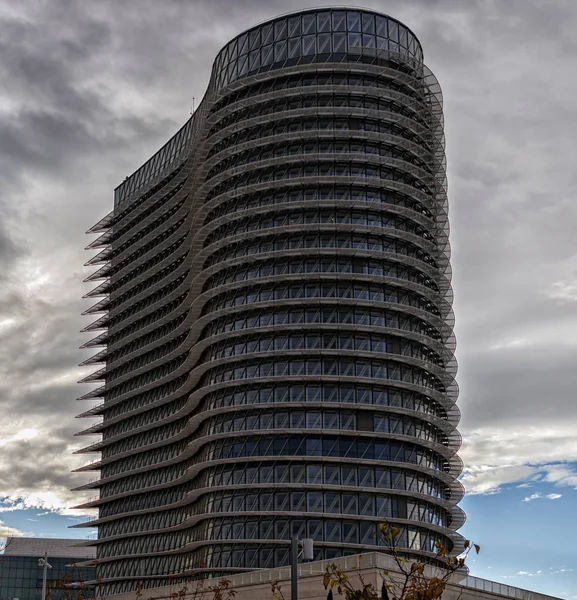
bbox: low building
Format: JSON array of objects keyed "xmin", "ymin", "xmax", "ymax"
[
  {"xmin": 105, "ymin": 552, "xmax": 561, "ymax": 600},
  {"xmin": 0, "ymin": 538, "xmax": 95, "ymax": 600}
]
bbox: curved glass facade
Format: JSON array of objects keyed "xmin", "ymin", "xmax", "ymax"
[
  {"xmin": 76, "ymin": 7, "xmax": 463, "ymax": 596},
  {"xmin": 211, "ymin": 9, "xmax": 424, "ymax": 90}
]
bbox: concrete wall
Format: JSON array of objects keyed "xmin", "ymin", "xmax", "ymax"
[{"xmin": 107, "ymin": 552, "xmax": 559, "ymax": 600}]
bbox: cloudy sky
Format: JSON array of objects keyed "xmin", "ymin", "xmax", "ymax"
[{"xmin": 0, "ymin": 0, "xmax": 575, "ymax": 596}]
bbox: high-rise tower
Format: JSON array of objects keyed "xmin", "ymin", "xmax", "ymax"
[{"xmin": 74, "ymin": 8, "xmax": 464, "ymax": 596}]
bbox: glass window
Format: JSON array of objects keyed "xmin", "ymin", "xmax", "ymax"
[
  {"xmin": 291, "ymin": 492, "xmax": 306, "ymax": 511},
  {"xmin": 324, "ymin": 464, "xmax": 339, "ymax": 485},
  {"xmin": 317, "ymin": 33, "xmax": 331, "ymax": 54},
  {"xmin": 275, "ymin": 463, "xmax": 289, "ymax": 482},
  {"xmin": 343, "ymin": 521, "xmax": 358, "ymax": 543},
  {"xmin": 238, "ymin": 54, "xmax": 249, "ymax": 77},
  {"xmin": 375, "ymin": 15, "xmax": 388, "ymax": 37},
  {"xmin": 308, "ymin": 519, "xmax": 324, "ymax": 539},
  {"xmin": 291, "ymin": 411, "xmax": 306, "ymax": 428},
  {"xmin": 376, "ymin": 495, "xmax": 391, "ymax": 518},
  {"xmin": 342, "ymin": 493, "xmax": 358, "ymax": 514},
  {"xmin": 307, "ymin": 411, "xmax": 322, "ymax": 429},
  {"xmin": 274, "ymin": 40, "xmax": 287, "ymax": 62},
  {"xmin": 274, "ymin": 19, "xmax": 288, "ymax": 40},
  {"xmin": 347, "ymin": 10, "xmax": 361, "ymax": 32},
  {"xmin": 291, "ymin": 464, "xmax": 306, "ymax": 483},
  {"xmin": 306, "ymin": 437, "xmax": 322, "ymax": 456},
  {"xmin": 248, "ymin": 49, "xmax": 260, "ymax": 71},
  {"xmin": 362, "ymin": 12, "xmax": 375, "ymax": 34},
  {"xmin": 359, "ymin": 494, "xmax": 375, "ymax": 516},
  {"xmin": 228, "ymin": 40, "xmax": 238, "ymax": 61},
  {"xmin": 245, "ymin": 493, "xmax": 258, "ymax": 511},
  {"xmin": 308, "ymin": 491, "xmax": 323, "ymax": 512},
  {"xmin": 399, "ymin": 26, "xmax": 408, "ymax": 48},
  {"xmin": 288, "ymin": 15, "xmax": 301, "ymax": 37},
  {"xmin": 376, "ymin": 469, "xmax": 390, "ymax": 488},
  {"xmin": 377, "ymin": 37, "xmax": 389, "ymax": 50},
  {"xmin": 302, "ymin": 13, "xmax": 316, "ymax": 34},
  {"xmin": 360, "ymin": 521, "xmax": 375, "ymax": 544},
  {"xmin": 226, "ymin": 61, "xmax": 236, "ymax": 84},
  {"xmin": 238, "ymin": 33, "xmax": 249, "ymax": 56},
  {"xmin": 348, "ymin": 32, "xmax": 362, "ymax": 48},
  {"xmin": 317, "ymin": 11, "xmax": 331, "ymax": 32},
  {"xmin": 302, "ymin": 34, "xmax": 316, "ymax": 56},
  {"xmin": 359, "ymin": 466, "xmax": 374, "ymax": 487},
  {"xmin": 249, "ymin": 29, "xmax": 260, "ymax": 50},
  {"xmin": 262, "ymin": 23, "xmax": 274, "ymax": 45},
  {"xmin": 332, "ymin": 10, "xmax": 347, "ymax": 31},
  {"xmin": 342, "ymin": 466, "xmax": 357, "ymax": 486},
  {"xmin": 307, "ymin": 464, "xmax": 323, "ymax": 483},
  {"xmin": 408, "ymin": 529, "xmax": 421, "ymax": 550},
  {"xmin": 325, "ymin": 520, "xmax": 341, "ymax": 542},
  {"xmin": 275, "ymin": 492, "xmax": 289, "ymax": 512},
  {"xmin": 362, "ymin": 33, "xmax": 376, "ymax": 48}
]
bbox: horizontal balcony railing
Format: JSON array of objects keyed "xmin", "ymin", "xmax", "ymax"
[
  {"xmin": 76, "ymin": 404, "xmax": 104, "ymax": 419},
  {"xmin": 75, "ymin": 421, "xmax": 104, "ymax": 436},
  {"xmin": 79, "ymin": 349, "xmax": 107, "ymax": 366}
]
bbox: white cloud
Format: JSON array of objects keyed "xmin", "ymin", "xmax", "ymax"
[
  {"xmin": 0, "ymin": 493, "xmax": 92, "ymax": 517},
  {"xmin": 0, "ymin": 519, "xmax": 27, "ymax": 538},
  {"xmin": 460, "ymin": 463, "xmax": 537, "ymax": 495},
  {"xmin": 522, "ymin": 492, "xmax": 562, "ymax": 502},
  {"xmin": 547, "ymin": 279, "xmax": 577, "ymax": 303},
  {"xmin": 549, "ymin": 567, "xmax": 574, "ymax": 575},
  {"xmin": 542, "ymin": 465, "xmax": 577, "ymax": 488},
  {"xmin": 459, "ymin": 428, "xmax": 577, "ymax": 494}
]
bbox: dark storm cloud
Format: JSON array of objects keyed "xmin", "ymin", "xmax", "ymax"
[{"xmin": 0, "ymin": 0, "xmax": 576, "ymax": 513}]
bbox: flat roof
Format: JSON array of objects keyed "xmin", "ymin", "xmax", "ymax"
[{"xmin": 2, "ymin": 537, "xmax": 95, "ymax": 559}]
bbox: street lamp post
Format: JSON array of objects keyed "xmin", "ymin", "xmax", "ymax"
[
  {"xmin": 38, "ymin": 553, "xmax": 52, "ymax": 600},
  {"xmin": 289, "ymin": 537, "xmax": 314, "ymax": 600}
]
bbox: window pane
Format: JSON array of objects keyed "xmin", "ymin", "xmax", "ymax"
[
  {"xmin": 333, "ymin": 32, "xmax": 347, "ymax": 53},
  {"xmin": 317, "ymin": 33, "xmax": 331, "ymax": 54},
  {"xmin": 362, "ymin": 12, "xmax": 375, "ymax": 34},
  {"xmin": 288, "ymin": 15, "xmax": 301, "ymax": 37},
  {"xmin": 347, "ymin": 11, "xmax": 361, "ymax": 32},
  {"xmin": 317, "ymin": 11, "xmax": 331, "ymax": 32},
  {"xmin": 302, "ymin": 13, "xmax": 316, "ymax": 34},
  {"xmin": 399, "ymin": 26, "xmax": 408, "ymax": 48},
  {"xmin": 288, "ymin": 37, "xmax": 301, "ymax": 58},
  {"xmin": 332, "ymin": 11, "xmax": 347, "ymax": 31},
  {"xmin": 249, "ymin": 29, "xmax": 261, "ymax": 50},
  {"xmin": 274, "ymin": 40, "xmax": 287, "ymax": 61},
  {"xmin": 262, "ymin": 23, "xmax": 274, "ymax": 45},
  {"xmin": 302, "ymin": 34, "xmax": 316, "ymax": 56},
  {"xmin": 238, "ymin": 33, "xmax": 248, "ymax": 56},
  {"xmin": 249, "ymin": 49, "xmax": 261, "ymax": 71},
  {"xmin": 375, "ymin": 15, "xmax": 388, "ymax": 37},
  {"xmin": 238, "ymin": 54, "xmax": 248, "ymax": 76},
  {"xmin": 362, "ymin": 34, "xmax": 376, "ymax": 48},
  {"xmin": 261, "ymin": 44, "xmax": 274, "ymax": 66},
  {"xmin": 275, "ymin": 19, "xmax": 288, "ymax": 40},
  {"xmin": 348, "ymin": 32, "xmax": 362, "ymax": 48}
]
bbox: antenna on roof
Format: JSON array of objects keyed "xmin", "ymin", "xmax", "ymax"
[{"xmin": 190, "ymin": 97, "xmax": 195, "ymax": 116}]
